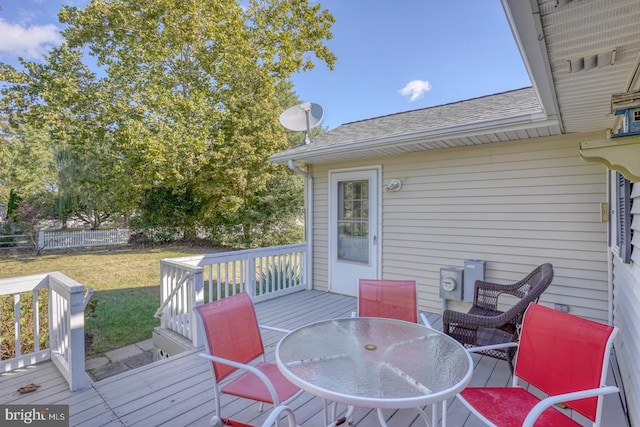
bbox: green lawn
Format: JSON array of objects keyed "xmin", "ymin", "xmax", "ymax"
[{"xmin": 0, "ymin": 245, "xmax": 214, "ymax": 357}]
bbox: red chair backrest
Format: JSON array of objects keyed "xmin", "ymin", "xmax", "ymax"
[
  {"xmin": 194, "ymin": 292, "xmax": 265, "ymax": 382},
  {"xmin": 515, "ymin": 303, "xmax": 616, "ymax": 422},
  {"xmin": 358, "ymin": 279, "xmax": 419, "ymax": 323}
]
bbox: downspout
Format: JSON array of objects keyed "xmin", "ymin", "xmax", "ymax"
[
  {"xmin": 288, "ymin": 160, "xmax": 314, "ymax": 291},
  {"xmin": 608, "ymin": 248, "xmax": 613, "ymax": 325},
  {"xmin": 606, "ymin": 170, "xmax": 614, "ymax": 325}
]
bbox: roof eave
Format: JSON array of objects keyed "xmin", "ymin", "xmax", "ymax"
[{"xmin": 270, "ymin": 111, "xmax": 558, "ymax": 165}]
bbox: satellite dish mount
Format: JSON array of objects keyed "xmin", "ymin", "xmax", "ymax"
[{"xmin": 279, "ymin": 102, "xmax": 324, "ymax": 144}]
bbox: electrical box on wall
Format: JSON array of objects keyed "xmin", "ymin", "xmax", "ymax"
[
  {"xmin": 440, "ymin": 267, "xmax": 463, "ymax": 301},
  {"xmin": 463, "ymin": 260, "xmax": 485, "ymax": 302}
]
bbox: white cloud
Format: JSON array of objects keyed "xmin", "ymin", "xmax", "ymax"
[
  {"xmin": 0, "ymin": 18, "xmax": 64, "ymax": 59},
  {"xmin": 399, "ymin": 80, "xmax": 432, "ymax": 102}
]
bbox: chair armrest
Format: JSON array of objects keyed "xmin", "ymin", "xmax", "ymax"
[
  {"xmin": 262, "ymin": 404, "xmax": 299, "ymax": 427},
  {"xmin": 466, "ymin": 342, "xmax": 518, "ymax": 353},
  {"xmin": 260, "ymin": 324, "xmax": 291, "ymax": 334},
  {"xmin": 522, "ymin": 386, "xmax": 620, "ymax": 427},
  {"xmin": 419, "ymin": 313, "xmax": 433, "ymax": 329},
  {"xmin": 198, "ymin": 353, "xmax": 281, "ymax": 405}
]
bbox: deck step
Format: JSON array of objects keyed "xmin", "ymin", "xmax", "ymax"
[{"xmin": 152, "ymin": 326, "xmax": 196, "ymax": 361}]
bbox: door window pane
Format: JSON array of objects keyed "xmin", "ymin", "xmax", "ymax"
[{"xmin": 337, "ymin": 180, "xmax": 369, "ymax": 263}]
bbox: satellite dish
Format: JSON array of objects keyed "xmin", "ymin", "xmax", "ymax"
[{"xmin": 279, "ymin": 102, "xmax": 324, "ymax": 144}]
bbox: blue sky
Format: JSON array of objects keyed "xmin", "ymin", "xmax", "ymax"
[{"xmin": 0, "ymin": 0, "xmax": 531, "ymax": 130}]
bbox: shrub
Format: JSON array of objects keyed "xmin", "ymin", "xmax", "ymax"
[
  {"xmin": 0, "ymin": 290, "xmax": 49, "ymax": 360},
  {"xmin": 257, "ymin": 258, "xmax": 302, "ymax": 295}
]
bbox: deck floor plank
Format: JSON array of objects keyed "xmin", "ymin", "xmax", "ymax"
[
  {"xmin": 96, "ymin": 351, "xmax": 207, "ymax": 406},
  {"xmin": 0, "ymin": 290, "xmax": 629, "ymax": 427}
]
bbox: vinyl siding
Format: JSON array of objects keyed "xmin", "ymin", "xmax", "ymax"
[
  {"xmin": 310, "ymin": 169, "xmax": 329, "ymax": 291},
  {"xmin": 612, "ymin": 181, "xmax": 640, "ymax": 427},
  {"xmin": 308, "ymin": 132, "xmax": 610, "ymax": 321}
]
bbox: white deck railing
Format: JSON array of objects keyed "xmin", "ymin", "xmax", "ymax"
[
  {"xmin": 38, "ymin": 229, "xmax": 130, "ymax": 251},
  {"xmin": 0, "ymin": 272, "xmax": 92, "ymax": 391},
  {"xmin": 156, "ymin": 243, "xmax": 307, "ymax": 347}
]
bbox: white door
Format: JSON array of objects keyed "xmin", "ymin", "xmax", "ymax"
[{"xmin": 329, "ymin": 168, "xmax": 380, "ymax": 296}]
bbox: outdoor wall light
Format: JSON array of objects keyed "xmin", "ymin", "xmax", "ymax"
[{"xmin": 384, "ymin": 179, "xmax": 403, "ymax": 192}]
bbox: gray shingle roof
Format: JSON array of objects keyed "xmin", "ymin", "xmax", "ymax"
[
  {"xmin": 270, "ymin": 87, "xmax": 558, "ymax": 164},
  {"xmin": 314, "ymin": 87, "xmax": 539, "ymax": 145},
  {"xmin": 296, "ymin": 87, "xmax": 535, "ymax": 142}
]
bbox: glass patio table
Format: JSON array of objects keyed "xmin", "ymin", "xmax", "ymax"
[{"xmin": 275, "ymin": 317, "xmax": 473, "ymax": 427}]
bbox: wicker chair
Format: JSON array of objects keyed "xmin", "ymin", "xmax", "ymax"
[{"xmin": 442, "ymin": 263, "xmax": 554, "ymax": 371}]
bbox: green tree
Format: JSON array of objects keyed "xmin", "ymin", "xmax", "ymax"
[
  {"xmin": 207, "ymin": 80, "xmax": 314, "ymax": 247},
  {"xmin": 60, "ymin": 0, "xmax": 335, "ymax": 244},
  {"xmin": 0, "ymin": 124, "xmax": 57, "ymax": 207},
  {"xmin": 1, "ymin": 0, "xmax": 335, "ymax": 244},
  {"xmin": 0, "ymin": 46, "xmax": 130, "ymax": 228}
]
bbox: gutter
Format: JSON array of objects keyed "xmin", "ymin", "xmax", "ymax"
[
  {"xmin": 288, "ymin": 160, "xmax": 313, "ymax": 291},
  {"xmin": 500, "ymin": 0, "xmax": 564, "ymax": 132},
  {"xmin": 288, "ymin": 159, "xmax": 311, "ymax": 179}
]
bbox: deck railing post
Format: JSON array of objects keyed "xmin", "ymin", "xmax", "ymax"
[
  {"xmin": 159, "ymin": 263, "xmax": 170, "ymax": 329},
  {"xmin": 246, "ymin": 253, "xmax": 256, "ymax": 298},
  {"xmin": 47, "ymin": 283, "xmax": 59, "ymax": 363},
  {"xmin": 191, "ymin": 268, "xmax": 204, "ymax": 347},
  {"xmin": 67, "ymin": 281, "xmax": 86, "ymax": 391},
  {"xmin": 47, "ymin": 272, "xmax": 87, "ymax": 391}
]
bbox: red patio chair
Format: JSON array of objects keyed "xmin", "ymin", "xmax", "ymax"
[
  {"xmin": 211, "ymin": 404, "xmax": 298, "ymax": 427},
  {"xmin": 194, "ymin": 292, "xmax": 301, "ymax": 424},
  {"xmin": 458, "ymin": 303, "xmax": 619, "ymax": 427},
  {"xmin": 354, "ymin": 279, "xmax": 435, "ymax": 425},
  {"xmin": 356, "ymin": 278, "xmax": 432, "ymax": 327}
]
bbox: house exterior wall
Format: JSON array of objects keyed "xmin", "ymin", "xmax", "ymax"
[
  {"xmin": 308, "ymin": 132, "xmax": 612, "ymax": 322},
  {"xmin": 612, "ymin": 182, "xmax": 640, "ymax": 427}
]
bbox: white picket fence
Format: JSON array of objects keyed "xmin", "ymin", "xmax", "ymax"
[{"xmin": 38, "ymin": 229, "xmax": 130, "ymax": 250}]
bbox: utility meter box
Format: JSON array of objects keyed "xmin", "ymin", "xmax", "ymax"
[
  {"xmin": 440, "ymin": 267, "xmax": 463, "ymax": 301},
  {"xmin": 463, "ymin": 260, "xmax": 485, "ymax": 302}
]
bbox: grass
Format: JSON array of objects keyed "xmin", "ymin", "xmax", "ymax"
[{"xmin": 0, "ymin": 245, "xmax": 214, "ymax": 357}]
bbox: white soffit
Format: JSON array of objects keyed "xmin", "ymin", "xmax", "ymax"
[{"xmin": 534, "ymin": 0, "xmax": 640, "ymax": 133}]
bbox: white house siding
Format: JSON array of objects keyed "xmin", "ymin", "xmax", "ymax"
[
  {"xmin": 612, "ymin": 182, "xmax": 640, "ymax": 427},
  {"xmin": 311, "ymin": 169, "xmax": 330, "ymax": 291},
  {"xmin": 308, "ymin": 132, "xmax": 612, "ymax": 322}
]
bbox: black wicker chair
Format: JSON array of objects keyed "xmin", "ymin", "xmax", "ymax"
[{"xmin": 443, "ymin": 263, "xmax": 554, "ymax": 372}]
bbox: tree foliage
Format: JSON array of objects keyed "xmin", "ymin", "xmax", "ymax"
[{"xmin": 0, "ymin": 0, "xmax": 335, "ymax": 245}]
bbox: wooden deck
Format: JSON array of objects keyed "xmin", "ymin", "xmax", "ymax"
[{"xmin": 0, "ymin": 290, "xmax": 630, "ymax": 427}]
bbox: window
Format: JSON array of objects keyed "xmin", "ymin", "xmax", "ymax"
[
  {"xmin": 633, "ymin": 109, "xmax": 640, "ymax": 123},
  {"xmin": 337, "ymin": 180, "xmax": 369, "ymax": 263},
  {"xmin": 616, "ymin": 172, "xmax": 633, "ymax": 263}
]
